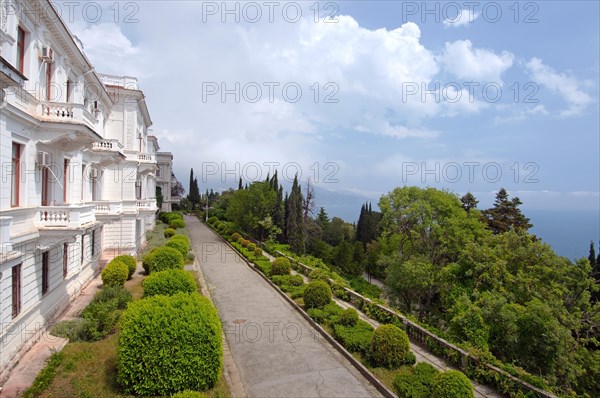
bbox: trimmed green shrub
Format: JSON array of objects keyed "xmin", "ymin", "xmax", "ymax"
[
  {"xmin": 164, "ymin": 228, "xmax": 177, "ymax": 238},
  {"xmin": 431, "ymin": 370, "xmax": 474, "ymax": 398},
  {"xmin": 369, "ymin": 324, "xmax": 415, "ymax": 369},
  {"xmin": 112, "ymin": 255, "xmax": 137, "ymax": 279},
  {"xmin": 333, "ymin": 320, "xmax": 374, "ymax": 354},
  {"xmin": 272, "ymin": 274, "xmax": 304, "ymax": 287},
  {"xmin": 101, "ymin": 260, "xmax": 128, "ymax": 287},
  {"xmin": 145, "ymin": 246, "xmax": 185, "ymax": 274},
  {"xmin": 208, "ymin": 216, "xmax": 218, "ymax": 225},
  {"xmin": 339, "ymin": 308, "xmax": 359, "ymax": 327},
  {"xmin": 241, "ymin": 239, "xmax": 250, "ymax": 247},
  {"xmin": 231, "ymin": 232, "xmax": 241, "ymax": 242},
  {"xmin": 308, "ymin": 269, "xmax": 330, "ymax": 283},
  {"xmin": 270, "ymin": 257, "xmax": 291, "ymax": 276},
  {"xmin": 171, "ymin": 234, "xmax": 190, "ymax": 245},
  {"xmin": 247, "ymin": 242, "xmax": 256, "ymax": 251},
  {"xmin": 142, "ymin": 248, "xmax": 158, "ymax": 274},
  {"xmin": 237, "ymin": 237, "xmax": 244, "ymax": 244},
  {"xmin": 117, "ymin": 293, "xmax": 223, "ymax": 395},
  {"xmin": 254, "ymin": 247, "xmax": 263, "ymax": 256},
  {"xmin": 143, "ymin": 269, "xmax": 197, "ymax": 297},
  {"xmin": 254, "ymin": 259, "xmax": 272, "ymax": 275},
  {"xmin": 303, "ymin": 281, "xmax": 332, "ymax": 309},
  {"xmin": 170, "ymin": 219, "xmax": 186, "ymax": 229},
  {"xmin": 166, "ymin": 237, "xmax": 189, "ymax": 257},
  {"xmin": 393, "ymin": 363, "xmax": 440, "ymax": 398},
  {"xmin": 171, "ymin": 391, "xmax": 206, "ymax": 398}
]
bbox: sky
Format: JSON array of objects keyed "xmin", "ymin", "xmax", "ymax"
[{"xmin": 59, "ymin": 0, "xmax": 599, "ymax": 216}]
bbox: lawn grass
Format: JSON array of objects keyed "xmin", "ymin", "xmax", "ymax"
[{"xmin": 27, "ymin": 219, "xmax": 230, "ymax": 398}]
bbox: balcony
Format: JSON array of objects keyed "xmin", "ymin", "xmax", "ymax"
[
  {"xmin": 138, "ymin": 154, "xmax": 156, "ymax": 163},
  {"xmin": 90, "ymin": 139, "xmax": 126, "ymax": 166},
  {"xmin": 35, "ymin": 205, "xmax": 99, "ymax": 236},
  {"xmin": 39, "ymin": 101, "xmax": 100, "ymax": 131},
  {"xmin": 136, "ymin": 199, "xmax": 157, "ymax": 213},
  {"xmin": 90, "ymin": 201, "xmax": 123, "ymax": 222}
]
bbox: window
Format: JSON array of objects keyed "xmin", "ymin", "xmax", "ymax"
[
  {"xmin": 41, "ymin": 166, "xmax": 50, "ymax": 206},
  {"xmin": 81, "ymin": 164, "xmax": 85, "ymax": 201},
  {"xmin": 11, "ymin": 143, "xmax": 22, "ymax": 207},
  {"xmin": 45, "ymin": 52, "xmax": 52, "ymax": 101},
  {"xmin": 81, "ymin": 234, "xmax": 85, "ymax": 264},
  {"xmin": 63, "ymin": 159, "xmax": 69, "ymax": 203},
  {"xmin": 63, "ymin": 243, "xmax": 69, "ymax": 278},
  {"xmin": 12, "ymin": 264, "xmax": 22, "ymax": 318},
  {"xmin": 17, "ymin": 27, "xmax": 25, "ymax": 74},
  {"xmin": 91, "ymin": 229, "xmax": 96, "ymax": 257},
  {"xmin": 66, "ymin": 80, "xmax": 72, "ymax": 102},
  {"xmin": 42, "ymin": 251, "xmax": 49, "ymax": 295}
]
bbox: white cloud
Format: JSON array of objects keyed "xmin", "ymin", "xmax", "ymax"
[
  {"xmin": 525, "ymin": 57, "xmax": 593, "ymax": 117},
  {"xmin": 443, "ymin": 9, "xmax": 479, "ymax": 28},
  {"xmin": 440, "ymin": 40, "xmax": 514, "ymax": 83},
  {"xmin": 69, "ymin": 23, "xmax": 143, "ymax": 77}
]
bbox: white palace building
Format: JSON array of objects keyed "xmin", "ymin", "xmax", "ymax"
[{"xmin": 0, "ymin": 0, "xmax": 175, "ymax": 381}]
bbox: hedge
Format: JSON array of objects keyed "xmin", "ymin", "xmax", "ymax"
[
  {"xmin": 101, "ymin": 260, "xmax": 129, "ymax": 287},
  {"xmin": 143, "ymin": 246, "xmax": 185, "ymax": 274},
  {"xmin": 303, "ymin": 281, "xmax": 332, "ymax": 309},
  {"xmin": 369, "ymin": 324, "xmax": 415, "ymax": 369},
  {"xmin": 143, "ymin": 269, "xmax": 197, "ymax": 297},
  {"xmin": 393, "ymin": 363, "xmax": 440, "ymax": 398},
  {"xmin": 112, "ymin": 255, "xmax": 137, "ymax": 279},
  {"xmin": 171, "ymin": 391, "xmax": 206, "ymax": 398},
  {"xmin": 333, "ymin": 320, "xmax": 374, "ymax": 355},
  {"xmin": 270, "ymin": 257, "xmax": 291, "ymax": 276},
  {"xmin": 117, "ymin": 293, "xmax": 223, "ymax": 395},
  {"xmin": 164, "ymin": 228, "xmax": 176, "ymax": 238},
  {"xmin": 231, "ymin": 232, "xmax": 241, "ymax": 242}
]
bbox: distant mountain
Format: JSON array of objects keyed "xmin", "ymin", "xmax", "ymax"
[{"xmin": 310, "ymin": 185, "xmax": 377, "ymax": 223}]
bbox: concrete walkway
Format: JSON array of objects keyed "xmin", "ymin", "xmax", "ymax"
[
  {"xmin": 243, "ymin": 233, "xmax": 501, "ymax": 397},
  {"xmin": 186, "ymin": 216, "xmax": 382, "ymax": 398}
]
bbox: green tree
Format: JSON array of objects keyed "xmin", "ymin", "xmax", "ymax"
[
  {"xmin": 156, "ymin": 186, "xmax": 163, "ymax": 210},
  {"xmin": 334, "ymin": 240, "xmax": 354, "ymax": 275},
  {"xmin": 187, "ymin": 169, "xmax": 200, "ymax": 209},
  {"xmin": 225, "ymin": 181, "xmax": 277, "ymax": 239},
  {"xmin": 589, "ymin": 241, "xmax": 597, "ymax": 268},
  {"xmin": 286, "ymin": 175, "xmax": 305, "ymax": 254},
  {"xmin": 460, "ymin": 192, "xmax": 478, "ymax": 212},
  {"xmin": 482, "ymin": 188, "xmax": 532, "ymax": 234},
  {"xmin": 384, "ymin": 255, "xmax": 436, "ymax": 320}
]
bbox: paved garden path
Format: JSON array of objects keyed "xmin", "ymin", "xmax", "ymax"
[{"xmin": 186, "ymin": 216, "xmax": 382, "ymax": 398}]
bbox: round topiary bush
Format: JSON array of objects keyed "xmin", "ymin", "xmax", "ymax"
[
  {"xmin": 143, "ymin": 269, "xmax": 197, "ymax": 297},
  {"xmin": 101, "ymin": 260, "xmax": 129, "ymax": 287},
  {"xmin": 117, "ymin": 293, "xmax": 223, "ymax": 395},
  {"xmin": 207, "ymin": 216, "xmax": 218, "ymax": 225},
  {"xmin": 431, "ymin": 370, "xmax": 474, "ymax": 398},
  {"xmin": 369, "ymin": 324, "xmax": 415, "ymax": 369},
  {"xmin": 339, "ymin": 308, "xmax": 359, "ymax": 327},
  {"xmin": 142, "ymin": 248, "xmax": 157, "ymax": 274},
  {"xmin": 308, "ymin": 269, "xmax": 330, "ymax": 283},
  {"xmin": 254, "ymin": 247, "xmax": 263, "ymax": 257},
  {"xmin": 112, "ymin": 255, "xmax": 137, "ymax": 279},
  {"xmin": 166, "ymin": 237, "xmax": 189, "ymax": 257},
  {"xmin": 241, "ymin": 239, "xmax": 250, "ymax": 248},
  {"xmin": 303, "ymin": 280, "xmax": 332, "ymax": 309},
  {"xmin": 237, "ymin": 237, "xmax": 244, "ymax": 245},
  {"xmin": 231, "ymin": 232, "xmax": 241, "ymax": 242},
  {"xmin": 170, "ymin": 219, "xmax": 186, "ymax": 229},
  {"xmin": 270, "ymin": 257, "xmax": 291, "ymax": 276},
  {"xmin": 247, "ymin": 242, "xmax": 256, "ymax": 252},
  {"xmin": 164, "ymin": 228, "xmax": 176, "ymax": 238},
  {"xmin": 145, "ymin": 246, "xmax": 184, "ymax": 274}
]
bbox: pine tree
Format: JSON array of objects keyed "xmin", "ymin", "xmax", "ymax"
[
  {"xmin": 238, "ymin": 177, "xmax": 243, "ymax": 190},
  {"xmin": 483, "ymin": 188, "xmax": 532, "ymax": 234},
  {"xmin": 286, "ymin": 175, "xmax": 305, "ymax": 254},
  {"xmin": 188, "ymin": 168, "xmax": 194, "ymax": 200},
  {"xmin": 460, "ymin": 192, "xmax": 479, "ymax": 212},
  {"xmin": 589, "ymin": 241, "xmax": 597, "ymax": 268},
  {"xmin": 187, "ymin": 168, "xmax": 200, "ymax": 209}
]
